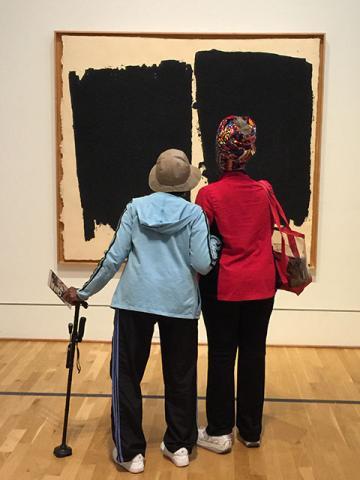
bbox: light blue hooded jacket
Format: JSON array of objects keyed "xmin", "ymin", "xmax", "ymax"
[{"xmin": 77, "ymin": 192, "xmax": 220, "ymax": 319}]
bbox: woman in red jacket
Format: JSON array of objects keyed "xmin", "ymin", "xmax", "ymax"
[{"xmin": 196, "ymin": 115, "xmax": 276, "ymax": 453}]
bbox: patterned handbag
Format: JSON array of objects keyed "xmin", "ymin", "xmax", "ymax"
[{"xmin": 259, "ymin": 181, "xmax": 312, "ymax": 295}]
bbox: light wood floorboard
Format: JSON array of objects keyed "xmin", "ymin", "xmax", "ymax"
[{"xmin": 0, "ymin": 341, "xmax": 359, "ymax": 479}]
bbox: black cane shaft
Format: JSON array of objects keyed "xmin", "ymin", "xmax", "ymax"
[
  {"xmin": 59, "ymin": 303, "xmax": 80, "ymax": 446},
  {"xmin": 72, "ymin": 303, "xmax": 80, "ymax": 338},
  {"xmin": 60, "ymin": 347, "xmax": 75, "ymax": 445}
]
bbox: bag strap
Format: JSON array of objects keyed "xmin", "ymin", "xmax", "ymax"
[
  {"xmin": 258, "ymin": 180, "xmax": 289, "ymax": 229},
  {"xmin": 258, "ymin": 180, "xmax": 300, "ymax": 258}
]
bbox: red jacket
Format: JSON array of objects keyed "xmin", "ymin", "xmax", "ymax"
[{"xmin": 196, "ymin": 171, "xmax": 276, "ymax": 301}]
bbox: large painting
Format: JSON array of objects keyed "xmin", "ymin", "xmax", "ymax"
[{"xmin": 55, "ymin": 32, "xmax": 324, "ymax": 267}]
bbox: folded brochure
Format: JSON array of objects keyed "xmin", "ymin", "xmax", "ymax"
[{"xmin": 48, "ymin": 270, "xmax": 71, "ymax": 308}]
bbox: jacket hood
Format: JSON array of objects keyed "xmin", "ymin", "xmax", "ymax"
[{"xmin": 133, "ymin": 192, "xmax": 198, "ymax": 235}]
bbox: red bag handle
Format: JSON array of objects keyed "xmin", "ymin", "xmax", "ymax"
[
  {"xmin": 258, "ymin": 180, "xmax": 288, "ymax": 228},
  {"xmin": 258, "ymin": 180, "xmax": 300, "ymax": 258}
]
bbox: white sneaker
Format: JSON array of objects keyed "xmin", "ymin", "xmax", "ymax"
[
  {"xmin": 197, "ymin": 427, "xmax": 232, "ymax": 453},
  {"xmin": 112, "ymin": 447, "xmax": 144, "ymax": 473},
  {"xmin": 160, "ymin": 441, "xmax": 189, "ymax": 467}
]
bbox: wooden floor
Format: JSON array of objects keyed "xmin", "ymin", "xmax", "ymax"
[{"xmin": 0, "ymin": 341, "xmax": 360, "ymax": 479}]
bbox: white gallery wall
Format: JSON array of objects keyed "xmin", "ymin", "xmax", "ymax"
[{"xmin": 0, "ymin": 0, "xmax": 359, "ymax": 345}]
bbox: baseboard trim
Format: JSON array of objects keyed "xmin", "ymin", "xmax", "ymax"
[{"xmin": 0, "ymin": 338, "xmax": 359, "ymax": 348}]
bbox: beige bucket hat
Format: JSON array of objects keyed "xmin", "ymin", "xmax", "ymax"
[{"xmin": 148, "ymin": 149, "xmax": 201, "ymax": 192}]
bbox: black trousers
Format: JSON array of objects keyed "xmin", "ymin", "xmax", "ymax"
[
  {"xmin": 201, "ymin": 296, "xmax": 274, "ymax": 442},
  {"xmin": 111, "ymin": 309, "xmax": 198, "ymax": 462}
]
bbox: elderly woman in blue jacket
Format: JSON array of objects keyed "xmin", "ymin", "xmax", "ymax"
[{"xmin": 64, "ymin": 149, "xmax": 220, "ymax": 473}]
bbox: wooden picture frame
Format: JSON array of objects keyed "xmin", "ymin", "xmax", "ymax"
[{"xmin": 55, "ymin": 31, "xmax": 325, "ymax": 268}]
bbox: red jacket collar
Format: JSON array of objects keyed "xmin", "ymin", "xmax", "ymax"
[{"xmin": 220, "ymin": 171, "xmax": 250, "ymax": 180}]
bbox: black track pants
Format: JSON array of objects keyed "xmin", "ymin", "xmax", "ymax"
[
  {"xmin": 111, "ymin": 309, "xmax": 198, "ymax": 461},
  {"xmin": 201, "ymin": 297, "xmax": 274, "ymax": 442}
]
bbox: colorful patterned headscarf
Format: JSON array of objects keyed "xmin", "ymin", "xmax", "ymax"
[{"xmin": 216, "ymin": 115, "xmax": 257, "ymax": 171}]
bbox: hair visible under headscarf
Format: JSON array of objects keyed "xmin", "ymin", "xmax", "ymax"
[{"xmin": 216, "ymin": 115, "xmax": 256, "ymax": 171}]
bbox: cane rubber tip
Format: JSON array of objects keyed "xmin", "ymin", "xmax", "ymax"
[{"xmin": 54, "ymin": 444, "xmax": 72, "ymax": 457}]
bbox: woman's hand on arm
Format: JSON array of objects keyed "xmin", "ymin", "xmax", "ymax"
[{"xmin": 189, "ymin": 209, "xmax": 220, "ymax": 275}]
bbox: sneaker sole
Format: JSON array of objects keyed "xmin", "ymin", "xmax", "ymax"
[
  {"xmin": 239, "ymin": 439, "xmax": 260, "ymax": 448},
  {"xmin": 197, "ymin": 439, "xmax": 232, "ymax": 454},
  {"xmin": 163, "ymin": 455, "xmax": 189, "ymax": 467},
  {"xmin": 160, "ymin": 443, "xmax": 189, "ymax": 467}
]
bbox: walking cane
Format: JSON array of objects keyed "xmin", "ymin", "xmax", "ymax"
[{"xmin": 54, "ymin": 300, "xmax": 88, "ymax": 458}]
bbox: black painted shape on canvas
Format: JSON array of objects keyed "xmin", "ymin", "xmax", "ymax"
[
  {"xmin": 69, "ymin": 61, "xmax": 193, "ymax": 241},
  {"xmin": 194, "ymin": 50, "xmax": 313, "ymax": 226}
]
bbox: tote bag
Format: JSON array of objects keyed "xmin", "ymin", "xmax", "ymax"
[{"xmin": 259, "ymin": 181, "xmax": 312, "ymax": 295}]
